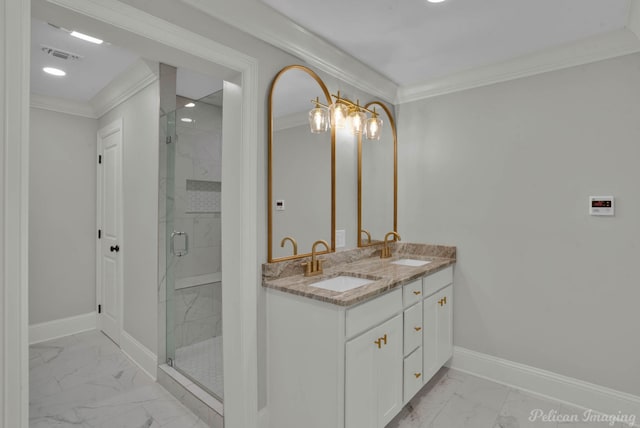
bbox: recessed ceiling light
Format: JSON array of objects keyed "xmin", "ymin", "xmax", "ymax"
[
  {"xmin": 185, "ymin": 102, "xmax": 196, "ymax": 108},
  {"xmin": 427, "ymin": 0, "xmax": 447, "ymax": 3},
  {"xmin": 181, "ymin": 118, "xmax": 194, "ymax": 123},
  {"xmin": 70, "ymin": 31, "xmax": 103, "ymax": 45},
  {"xmin": 43, "ymin": 67, "xmax": 66, "ymax": 77}
]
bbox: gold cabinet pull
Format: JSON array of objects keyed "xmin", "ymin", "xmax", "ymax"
[
  {"xmin": 374, "ymin": 334, "xmax": 388, "ymax": 349},
  {"xmin": 414, "ymin": 326, "xmax": 422, "ymax": 332},
  {"xmin": 412, "ymin": 290, "xmax": 421, "ymax": 296},
  {"xmin": 414, "ymin": 373, "xmax": 422, "ymax": 379},
  {"xmin": 438, "ymin": 296, "xmax": 447, "ymax": 306}
]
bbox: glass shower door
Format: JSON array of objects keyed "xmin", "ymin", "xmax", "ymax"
[{"xmin": 164, "ymin": 92, "xmax": 224, "ymax": 401}]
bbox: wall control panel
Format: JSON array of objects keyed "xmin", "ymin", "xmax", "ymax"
[
  {"xmin": 275, "ymin": 199, "xmax": 285, "ymax": 211},
  {"xmin": 589, "ymin": 196, "xmax": 614, "ymax": 216}
]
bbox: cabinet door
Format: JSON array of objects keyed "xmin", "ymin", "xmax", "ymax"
[
  {"xmin": 437, "ymin": 285, "xmax": 453, "ymax": 366},
  {"xmin": 422, "ymin": 292, "xmax": 439, "ymax": 382},
  {"xmin": 423, "ymin": 285, "xmax": 454, "ymax": 382},
  {"xmin": 346, "ymin": 314, "xmax": 403, "ymax": 428}
]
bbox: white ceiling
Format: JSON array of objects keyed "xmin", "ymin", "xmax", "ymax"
[
  {"xmin": 31, "ymin": 16, "xmax": 223, "ymax": 105},
  {"xmin": 261, "ymin": 0, "xmax": 632, "ymax": 86},
  {"xmin": 31, "ymin": 18, "xmax": 139, "ymax": 101}
]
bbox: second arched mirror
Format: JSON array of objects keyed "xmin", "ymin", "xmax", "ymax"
[
  {"xmin": 358, "ymin": 101, "xmax": 397, "ymax": 247},
  {"xmin": 268, "ymin": 65, "xmax": 335, "ymax": 262}
]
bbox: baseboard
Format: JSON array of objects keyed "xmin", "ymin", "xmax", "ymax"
[
  {"xmin": 120, "ymin": 331, "xmax": 158, "ymax": 381},
  {"xmin": 29, "ymin": 312, "xmax": 97, "ymax": 344},
  {"xmin": 449, "ymin": 346, "xmax": 640, "ymax": 423}
]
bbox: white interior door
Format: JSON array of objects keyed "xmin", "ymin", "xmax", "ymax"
[{"xmin": 97, "ymin": 119, "xmax": 123, "ymax": 345}]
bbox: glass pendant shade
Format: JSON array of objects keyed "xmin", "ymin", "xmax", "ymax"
[
  {"xmin": 330, "ymin": 102, "xmax": 349, "ymax": 129},
  {"xmin": 365, "ymin": 116, "xmax": 383, "ymax": 140},
  {"xmin": 309, "ymin": 106, "xmax": 329, "ymax": 133},
  {"xmin": 347, "ymin": 110, "xmax": 367, "ymax": 135}
]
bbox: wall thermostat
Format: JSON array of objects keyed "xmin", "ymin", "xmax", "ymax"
[{"xmin": 589, "ymin": 196, "xmax": 614, "ymax": 216}]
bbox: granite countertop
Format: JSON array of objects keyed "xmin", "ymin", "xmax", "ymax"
[{"xmin": 262, "ymin": 243, "xmax": 456, "ymax": 307}]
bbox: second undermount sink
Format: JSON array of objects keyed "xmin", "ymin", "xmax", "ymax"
[
  {"xmin": 309, "ymin": 275, "xmax": 375, "ymax": 292},
  {"xmin": 391, "ymin": 258, "xmax": 432, "ymax": 267}
]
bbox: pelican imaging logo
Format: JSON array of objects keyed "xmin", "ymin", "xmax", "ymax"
[{"xmin": 529, "ymin": 409, "xmax": 636, "ymax": 426}]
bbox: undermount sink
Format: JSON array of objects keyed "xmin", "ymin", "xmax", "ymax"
[
  {"xmin": 309, "ymin": 275, "xmax": 375, "ymax": 292},
  {"xmin": 391, "ymin": 258, "xmax": 432, "ymax": 267}
]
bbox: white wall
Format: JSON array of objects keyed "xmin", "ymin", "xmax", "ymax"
[
  {"xmin": 29, "ymin": 108, "xmax": 98, "ymax": 325},
  {"xmin": 99, "ymin": 80, "xmax": 160, "ymax": 353},
  {"xmin": 398, "ymin": 52, "xmax": 640, "ymax": 396}
]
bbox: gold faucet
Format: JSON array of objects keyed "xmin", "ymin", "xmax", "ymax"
[
  {"xmin": 360, "ymin": 229, "xmax": 372, "ymax": 244},
  {"xmin": 280, "ymin": 236, "xmax": 298, "ymax": 256},
  {"xmin": 302, "ymin": 240, "xmax": 330, "ymax": 277},
  {"xmin": 381, "ymin": 231, "xmax": 401, "ymax": 259}
]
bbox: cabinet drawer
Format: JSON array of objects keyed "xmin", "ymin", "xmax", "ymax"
[
  {"xmin": 403, "ymin": 347, "xmax": 423, "ymax": 402},
  {"xmin": 403, "ymin": 302, "xmax": 422, "ymax": 355},
  {"xmin": 403, "ymin": 279, "xmax": 423, "ymax": 306},
  {"xmin": 423, "ymin": 266, "xmax": 453, "ymax": 297},
  {"xmin": 346, "ymin": 288, "xmax": 402, "ymax": 338}
]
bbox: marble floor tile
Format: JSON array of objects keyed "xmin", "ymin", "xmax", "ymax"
[
  {"xmin": 419, "ymin": 373, "xmax": 511, "ymax": 427},
  {"xmin": 497, "ymin": 389, "xmax": 561, "ymax": 428},
  {"xmin": 387, "ymin": 368, "xmax": 467, "ymax": 428},
  {"xmin": 29, "ymin": 330, "xmax": 213, "ymax": 428},
  {"xmin": 556, "ymin": 404, "xmax": 626, "ymax": 428},
  {"xmin": 389, "ymin": 370, "xmax": 636, "ymax": 428}
]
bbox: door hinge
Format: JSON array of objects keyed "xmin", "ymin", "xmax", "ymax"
[
  {"xmin": 166, "ymin": 136, "xmax": 172, "ymax": 144},
  {"xmin": 98, "ymin": 154, "xmax": 102, "ymax": 164},
  {"xmin": 98, "ymin": 229, "xmax": 101, "ymax": 239},
  {"xmin": 98, "ymin": 304, "xmax": 102, "ymax": 314}
]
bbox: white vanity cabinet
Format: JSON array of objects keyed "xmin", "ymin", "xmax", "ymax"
[
  {"xmin": 345, "ymin": 314, "xmax": 403, "ymax": 428},
  {"xmin": 266, "ymin": 265, "xmax": 454, "ymax": 428}
]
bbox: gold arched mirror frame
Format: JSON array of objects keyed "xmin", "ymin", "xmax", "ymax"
[
  {"xmin": 268, "ymin": 65, "xmax": 336, "ymax": 262},
  {"xmin": 357, "ymin": 101, "xmax": 397, "ymax": 247}
]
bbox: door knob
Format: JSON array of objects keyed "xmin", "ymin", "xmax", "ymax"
[{"xmin": 110, "ymin": 245, "xmax": 120, "ymax": 253}]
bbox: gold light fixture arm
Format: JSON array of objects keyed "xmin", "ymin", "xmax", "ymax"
[
  {"xmin": 280, "ymin": 236, "xmax": 298, "ymax": 256},
  {"xmin": 310, "ymin": 92, "xmax": 378, "ymax": 116}
]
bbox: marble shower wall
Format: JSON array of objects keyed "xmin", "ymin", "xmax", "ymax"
[
  {"xmin": 173, "ymin": 282, "xmax": 222, "ymax": 349},
  {"xmin": 173, "ymin": 101, "xmax": 223, "ymax": 283}
]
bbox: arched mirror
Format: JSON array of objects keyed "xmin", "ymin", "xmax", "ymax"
[
  {"xmin": 358, "ymin": 101, "xmax": 397, "ymax": 246},
  {"xmin": 268, "ymin": 65, "xmax": 335, "ymax": 262}
]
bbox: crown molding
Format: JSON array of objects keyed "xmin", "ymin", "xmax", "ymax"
[
  {"xmin": 91, "ymin": 58, "xmax": 158, "ymax": 118},
  {"xmin": 31, "ymin": 59, "xmax": 159, "ymax": 119},
  {"xmin": 30, "ymin": 93, "xmax": 96, "ymax": 118},
  {"xmin": 397, "ymin": 28, "xmax": 640, "ymax": 104},
  {"xmin": 181, "ymin": 0, "xmax": 398, "ymax": 103}
]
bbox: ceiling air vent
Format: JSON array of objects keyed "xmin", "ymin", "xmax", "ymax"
[{"xmin": 41, "ymin": 45, "xmax": 83, "ymax": 61}]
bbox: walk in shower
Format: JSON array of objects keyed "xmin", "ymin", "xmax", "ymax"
[{"xmin": 163, "ymin": 89, "xmax": 224, "ymax": 401}]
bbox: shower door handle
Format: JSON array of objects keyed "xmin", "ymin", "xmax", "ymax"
[{"xmin": 170, "ymin": 231, "xmax": 189, "ymax": 257}]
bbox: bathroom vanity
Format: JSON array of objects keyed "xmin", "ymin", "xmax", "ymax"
[{"xmin": 263, "ymin": 243, "xmax": 455, "ymax": 428}]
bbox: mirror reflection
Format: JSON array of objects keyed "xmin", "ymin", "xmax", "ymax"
[
  {"xmin": 268, "ymin": 66, "xmax": 334, "ymax": 261},
  {"xmin": 359, "ymin": 101, "xmax": 397, "ymax": 246}
]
